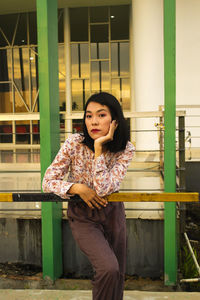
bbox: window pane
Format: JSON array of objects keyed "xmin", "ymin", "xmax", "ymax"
[
  {"xmin": 72, "ymin": 79, "xmax": 89, "ymax": 111},
  {"xmin": 111, "ymin": 78, "xmax": 120, "ymax": 102},
  {"xmin": 91, "ymin": 43, "xmax": 109, "ymax": 59},
  {"xmin": 90, "ymin": 7, "xmax": 108, "ymax": 23},
  {"xmin": 72, "ymin": 119, "xmax": 83, "ymax": 134},
  {"xmin": 0, "ymin": 83, "xmax": 12, "ymax": 113},
  {"xmin": 91, "ymin": 24, "xmax": 108, "ymax": 43},
  {"xmin": 0, "ymin": 121, "xmax": 13, "ymax": 143},
  {"xmin": 71, "ymin": 44, "xmax": 79, "ymax": 78},
  {"xmin": 13, "ymin": 48, "xmax": 30, "ymax": 110},
  {"xmin": 32, "ymin": 121, "xmax": 40, "ymax": 145},
  {"xmin": 70, "ymin": 8, "xmax": 88, "ymax": 41},
  {"xmin": 110, "ymin": 6, "xmax": 129, "ymax": 40},
  {"xmin": 101, "ymin": 61, "xmax": 109, "ymax": 91},
  {"xmin": 30, "ymin": 47, "xmax": 38, "ymax": 112},
  {"xmin": 29, "ymin": 12, "xmax": 37, "ymax": 44},
  {"xmin": 58, "ymin": 9, "xmax": 64, "ymax": 43},
  {"xmin": 111, "ymin": 43, "xmax": 118, "ymax": 77},
  {"xmin": 16, "ymin": 121, "xmax": 30, "ymax": 144},
  {"xmin": 91, "ymin": 62, "xmax": 100, "ymax": 92},
  {"xmin": 122, "ymin": 78, "xmax": 130, "ymax": 110},
  {"xmin": 120, "ymin": 42, "xmax": 129, "ymax": 76},
  {"xmin": 80, "ymin": 43, "xmax": 89, "ymax": 78},
  {"xmin": 14, "ymin": 13, "xmax": 27, "ymax": 45},
  {"xmin": 0, "ymin": 13, "xmax": 19, "ymax": 45}
]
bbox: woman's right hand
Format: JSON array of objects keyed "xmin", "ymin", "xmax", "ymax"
[{"xmin": 68, "ymin": 183, "xmax": 108, "ymax": 209}]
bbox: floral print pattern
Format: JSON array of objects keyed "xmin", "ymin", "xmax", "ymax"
[{"xmin": 42, "ymin": 133, "xmax": 135, "ymax": 199}]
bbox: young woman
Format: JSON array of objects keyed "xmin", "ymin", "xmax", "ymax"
[{"xmin": 42, "ymin": 92, "xmax": 134, "ymax": 300}]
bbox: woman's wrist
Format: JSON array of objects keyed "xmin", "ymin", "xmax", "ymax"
[
  {"xmin": 68, "ymin": 183, "xmax": 81, "ymax": 195},
  {"xmin": 94, "ymin": 143, "xmax": 103, "ymax": 158}
]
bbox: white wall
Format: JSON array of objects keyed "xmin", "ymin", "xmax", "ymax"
[{"xmin": 132, "ymin": 0, "xmax": 200, "ymax": 150}]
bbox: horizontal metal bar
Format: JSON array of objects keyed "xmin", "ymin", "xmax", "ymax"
[{"xmin": 0, "ymin": 192, "xmax": 199, "ymax": 203}]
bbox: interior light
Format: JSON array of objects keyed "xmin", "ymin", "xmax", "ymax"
[
  {"xmin": 21, "ymin": 40, "xmax": 25, "ymax": 42},
  {"xmin": 110, "ymin": 15, "xmax": 115, "ymax": 19},
  {"xmin": 30, "ymin": 57, "xmax": 34, "ymax": 61}
]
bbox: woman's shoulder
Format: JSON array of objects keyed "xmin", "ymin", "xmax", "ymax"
[
  {"xmin": 126, "ymin": 141, "xmax": 135, "ymax": 152},
  {"xmin": 65, "ymin": 133, "xmax": 84, "ymax": 145}
]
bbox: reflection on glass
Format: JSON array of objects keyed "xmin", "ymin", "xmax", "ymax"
[
  {"xmin": 101, "ymin": 61, "xmax": 109, "ymax": 91},
  {"xmin": 0, "ymin": 150, "xmax": 13, "ymax": 163},
  {"xmin": 13, "ymin": 48, "xmax": 30, "ymax": 111},
  {"xmin": 72, "ymin": 119, "xmax": 83, "ymax": 134},
  {"xmin": 110, "ymin": 6, "xmax": 129, "ymax": 40},
  {"xmin": 32, "ymin": 121, "xmax": 40, "ymax": 144},
  {"xmin": 0, "ymin": 83, "xmax": 12, "ymax": 113},
  {"xmin": 91, "ymin": 62, "xmax": 100, "ymax": 92},
  {"xmin": 0, "ymin": 121, "xmax": 12, "ymax": 143},
  {"xmin": 59, "ymin": 45, "xmax": 65, "ymax": 78},
  {"xmin": 122, "ymin": 78, "xmax": 130, "ymax": 110},
  {"xmin": 111, "ymin": 43, "xmax": 118, "ymax": 77},
  {"xmin": 90, "ymin": 7, "xmax": 108, "ymax": 23},
  {"xmin": 14, "ymin": 13, "xmax": 27, "ymax": 45},
  {"xmin": 71, "ymin": 44, "xmax": 79, "ymax": 78},
  {"xmin": 16, "ymin": 120, "xmax": 30, "ymax": 144},
  {"xmin": 111, "ymin": 78, "xmax": 120, "ymax": 102},
  {"xmin": 120, "ymin": 42, "xmax": 129, "ymax": 77},
  {"xmin": 70, "ymin": 8, "xmax": 88, "ymax": 42},
  {"xmin": 91, "ymin": 43, "xmax": 108, "ymax": 59},
  {"xmin": 91, "ymin": 25, "xmax": 108, "ymax": 43},
  {"xmin": 71, "ymin": 43, "xmax": 89, "ymax": 79},
  {"xmin": 80, "ymin": 43, "xmax": 89, "ymax": 78},
  {"xmin": 30, "ymin": 48, "xmax": 38, "ymax": 111},
  {"xmin": 72, "ymin": 79, "xmax": 89, "ymax": 111}
]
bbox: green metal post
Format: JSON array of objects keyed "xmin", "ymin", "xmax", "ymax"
[
  {"xmin": 37, "ymin": 0, "xmax": 63, "ymax": 280},
  {"xmin": 164, "ymin": 0, "xmax": 177, "ymax": 285}
]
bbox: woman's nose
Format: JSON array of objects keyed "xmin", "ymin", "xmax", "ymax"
[{"xmin": 92, "ymin": 116, "xmax": 98, "ymax": 124}]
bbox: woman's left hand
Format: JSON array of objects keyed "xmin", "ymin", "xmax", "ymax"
[{"xmin": 94, "ymin": 120, "xmax": 118, "ymax": 157}]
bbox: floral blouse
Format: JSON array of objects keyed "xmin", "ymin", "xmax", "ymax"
[{"xmin": 42, "ymin": 133, "xmax": 135, "ymax": 199}]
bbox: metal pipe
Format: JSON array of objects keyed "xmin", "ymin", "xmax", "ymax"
[{"xmin": 184, "ymin": 232, "xmax": 200, "ymax": 276}]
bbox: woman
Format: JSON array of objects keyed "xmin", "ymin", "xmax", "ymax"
[{"xmin": 42, "ymin": 92, "xmax": 134, "ymax": 300}]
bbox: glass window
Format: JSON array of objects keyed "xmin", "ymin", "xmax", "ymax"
[
  {"xmin": 30, "ymin": 47, "xmax": 38, "ymax": 112},
  {"xmin": 72, "ymin": 79, "xmax": 89, "ymax": 111},
  {"xmin": 91, "ymin": 24, "xmax": 108, "ymax": 43},
  {"xmin": 0, "ymin": 13, "xmax": 19, "ymax": 46},
  {"xmin": 72, "ymin": 119, "xmax": 83, "ymax": 134},
  {"xmin": 0, "ymin": 121, "xmax": 12, "ymax": 143},
  {"xmin": 15, "ymin": 121, "xmax": 30, "ymax": 144},
  {"xmin": 90, "ymin": 7, "xmax": 108, "ymax": 23},
  {"xmin": 91, "ymin": 42, "xmax": 109, "ymax": 60},
  {"xmin": 0, "ymin": 83, "xmax": 12, "ymax": 113},
  {"xmin": 29, "ymin": 12, "xmax": 37, "ymax": 45},
  {"xmin": 58, "ymin": 9, "xmax": 64, "ymax": 43},
  {"xmin": 120, "ymin": 42, "xmax": 129, "ymax": 77},
  {"xmin": 14, "ymin": 13, "xmax": 27, "ymax": 45},
  {"xmin": 71, "ymin": 43, "xmax": 89, "ymax": 78},
  {"xmin": 121, "ymin": 78, "xmax": 130, "ymax": 110},
  {"xmin": 111, "ymin": 43, "xmax": 119, "ymax": 77},
  {"xmin": 70, "ymin": 8, "xmax": 88, "ymax": 42},
  {"xmin": 110, "ymin": 6, "xmax": 129, "ymax": 40}
]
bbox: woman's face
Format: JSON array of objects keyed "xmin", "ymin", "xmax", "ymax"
[{"xmin": 85, "ymin": 101, "xmax": 112, "ymax": 140}]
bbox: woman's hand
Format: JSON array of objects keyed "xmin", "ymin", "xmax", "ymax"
[
  {"xmin": 94, "ymin": 120, "xmax": 118, "ymax": 158},
  {"xmin": 68, "ymin": 183, "xmax": 108, "ymax": 209}
]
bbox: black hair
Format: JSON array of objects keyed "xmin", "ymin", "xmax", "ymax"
[{"xmin": 82, "ymin": 92, "xmax": 129, "ymax": 153}]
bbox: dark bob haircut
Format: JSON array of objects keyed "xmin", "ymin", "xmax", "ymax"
[{"xmin": 82, "ymin": 92, "xmax": 129, "ymax": 153}]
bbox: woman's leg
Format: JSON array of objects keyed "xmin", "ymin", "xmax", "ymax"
[
  {"xmin": 68, "ymin": 216, "xmax": 122, "ymax": 300},
  {"xmin": 103, "ymin": 202, "xmax": 126, "ymax": 300}
]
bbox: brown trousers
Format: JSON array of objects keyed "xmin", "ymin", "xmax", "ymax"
[{"xmin": 67, "ymin": 201, "xmax": 126, "ymax": 300}]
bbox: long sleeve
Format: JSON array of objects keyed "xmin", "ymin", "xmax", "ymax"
[
  {"xmin": 93, "ymin": 142, "xmax": 134, "ymax": 197},
  {"xmin": 42, "ymin": 136, "xmax": 75, "ymax": 199}
]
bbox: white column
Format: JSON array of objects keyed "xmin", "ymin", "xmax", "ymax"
[
  {"xmin": 132, "ymin": 0, "xmax": 164, "ymax": 150},
  {"xmin": 64, "ymin": 7, "xmax": 72, "ymax": 138}
]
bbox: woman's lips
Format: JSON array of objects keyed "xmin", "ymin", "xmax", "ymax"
[{"xmin": 91, "ymin": 129, "xmax": 100, "ymax": 133}]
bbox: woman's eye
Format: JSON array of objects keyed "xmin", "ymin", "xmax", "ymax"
[
  {"xmin": 99, "ymin": 114, "xmax": 106, "ymax": 118},
  {"xmin": 86, "ymin": 115, "xmax": 92, "ymax": 119}
]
